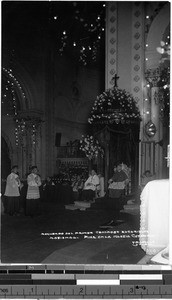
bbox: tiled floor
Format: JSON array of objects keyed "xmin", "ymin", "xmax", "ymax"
[{"xmin": 1, "ymin": 200, "xmax": 145, "ymax": 264}]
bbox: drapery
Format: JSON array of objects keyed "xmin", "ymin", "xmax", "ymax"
[{"xmin": 139, "ymin": 179, "xmax": 170, "ymax": 255}]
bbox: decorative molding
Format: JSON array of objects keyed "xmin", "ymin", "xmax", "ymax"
[
  {"xmin": 131, "ymin": 2, "xmax": 145, "ymax": 110},
  {"xmin": 105, "ymin": 2, "xmax": 118, "ymax": 89}
]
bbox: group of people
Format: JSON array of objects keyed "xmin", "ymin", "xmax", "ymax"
[
  {"xmin": 3, "ymin": 165, "xmax": 41, "ymax": 217},
  {"xmin": 71, "ymin": 163, "xmax": 130, "ymax": 204},
  {"xmin": 3, "ymin": 162, "xmax": 132, "ymax": 217}
]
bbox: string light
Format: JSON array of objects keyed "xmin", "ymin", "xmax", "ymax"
[
  {"xmin": 88, "ymin": 87, "xmax": 141, "ymax": 124},
  {"xmin": 57, "ymin": 5, "xmax": 105, "ymax": 65},
  {"xmin": 2, "ymin": 67, "xmax": 28, "ymax": 146},
  {"xmin": 3, "ymin": 68, "xmax": 26, "ymax": 101}
]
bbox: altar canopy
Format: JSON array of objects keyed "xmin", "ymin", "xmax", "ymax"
[{"xmin": 89, "ymin": 86, "xmax": 141, "ymax": 192}]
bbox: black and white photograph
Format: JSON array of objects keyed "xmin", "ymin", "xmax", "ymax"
[{"xmin": 1, "ymin": 1, "xmax": 171, "ymax": 265}]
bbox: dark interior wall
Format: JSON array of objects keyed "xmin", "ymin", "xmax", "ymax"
[
  {"xmin": 2, "ymin": 1, "xmax": 105, "ymax": 177},
  {"xmin": 53, "ymin": 55, "xmax": 104, "ymax": 144}
]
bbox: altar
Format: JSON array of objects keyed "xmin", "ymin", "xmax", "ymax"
[{"xmin": 139, "ymin": 179, "xmax": 170, "ymax": 255}]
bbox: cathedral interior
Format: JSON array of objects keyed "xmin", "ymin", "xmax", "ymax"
[{"xmin": 1, "ymin": 1, "xmax": 171, "ymax": 264}]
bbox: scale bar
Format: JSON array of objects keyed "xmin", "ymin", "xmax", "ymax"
[{"xmin": 77, "ymin": 280, "xmax": 120, "ymax": 285}]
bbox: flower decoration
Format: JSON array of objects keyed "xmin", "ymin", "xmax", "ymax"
[
  {"xmin": 157, "ymin": 41, "xmax": 170, "ymax": 63},
  {"xmin": 88, "ymin": 87, "xmax": 141, "ymax": 124},
  {"xmin": 80, "ymin": 135, "xmax": 104, "ymax": 160}
]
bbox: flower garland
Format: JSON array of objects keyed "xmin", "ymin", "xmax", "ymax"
[
  {"xmin": 88, "ymin": 87, "xmax": 141, "ymax": 124},
  {"xmin": 80, "ymin": 135, "xmax": 104, "ymax": 160}
]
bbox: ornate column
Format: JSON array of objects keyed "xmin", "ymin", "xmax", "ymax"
[
  {"xmin": 145, "ymin": 68, "xmax": 163, "ymax": 178},
  {"xmin": 105, "ymin": 2, "xmax": 118, "ymax": 89},
  {"xmin": 14, "ymin": 110, "xmax": 43, "ymax": 177},
  {"xmin": 131, "ymin": 2, "xmax": 145, "ymax": 185}
]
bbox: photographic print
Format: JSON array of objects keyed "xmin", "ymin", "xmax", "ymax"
[{"xmin": 1, "ymin": 1, "xmax": 170, "ymax": 266}]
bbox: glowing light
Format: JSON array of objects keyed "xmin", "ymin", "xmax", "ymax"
[
  {"xmin": 145, "ymin": 58, "xmax": 148, "ymax": 61},
  {"xmin": 73, "ymin": 42, "xmax": 76, "ymax": 46},
  {"xmin": 146, "ymin": 111, "xmax": 150, "ymax": 114},
  {"xmin": 54, "ymin": 16, "xmax": 58, "ymax": 20},
  {"xmin": 146, "ymin": 16, "xmax": 149, "ymax": 19},
  {"xmin": 63, "ymin": 31, "xmax": 66, "ymax": 35},
  {"xmin": 146, "ymin": 44, "xmax": 148, "ymax": 47}
]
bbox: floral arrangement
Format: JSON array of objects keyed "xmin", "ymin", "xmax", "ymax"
[
  {"xmin": 88, "ymin": 87, "xmax": 141, "ymax": 124},
  {"xmin": 80, "ymin": 135, "xmax": 104, "ymax": 160}
]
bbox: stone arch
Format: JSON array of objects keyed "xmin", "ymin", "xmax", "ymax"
[
  {"xmin": 146, "ymin": 3, "xmax": 170, "ymax": 69},
  {"xmin": 2, "ymin": 59, "xmax": 38, "ymax": 111}
]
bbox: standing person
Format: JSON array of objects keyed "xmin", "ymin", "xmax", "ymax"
[
  {"xmin": 100, "ymin": 163, "xmax": 129, "ymax": 229},
  {"xmin": 26, "ymin": 166, "xmax": 41, "ymax": 217},
  {"xmin": 4, "ymin": 165, "xmax": 23, "ymax": 216}
]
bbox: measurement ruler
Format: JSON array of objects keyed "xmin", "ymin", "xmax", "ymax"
[{"xmin": 0, "ymin": 285, "xmax": 172, "ymax": 298}]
